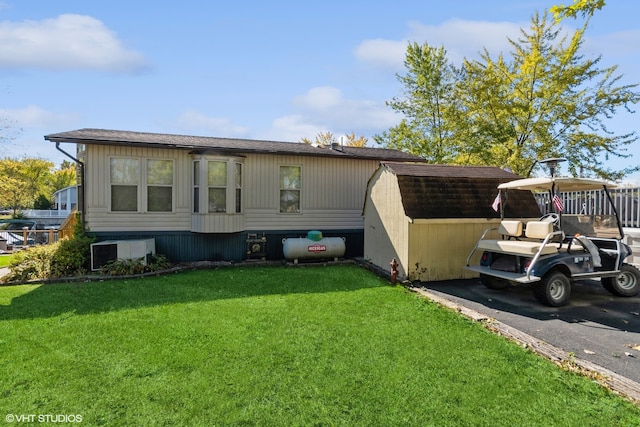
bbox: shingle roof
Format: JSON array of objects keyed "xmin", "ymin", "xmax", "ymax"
[
  {"xmin": 45, "ymin": 128, "xmax": 425, "ymax": 162},
  {"xmin": 380, "ymin": 162, "xmax": 541, "ymax": 219}
]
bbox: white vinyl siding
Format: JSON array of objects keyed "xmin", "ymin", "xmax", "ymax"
[
  {"xmin": 86, "ymin": 145, "xmax": 381, "ymax": 233},
  {"xmin": 87, "ymin": 146, "xmax": 190, "ymax": 232}
]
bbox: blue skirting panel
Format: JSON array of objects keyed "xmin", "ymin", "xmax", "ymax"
[{"xmin": 91, "ymin": 229, "xmax": 364, "ymax": 263}]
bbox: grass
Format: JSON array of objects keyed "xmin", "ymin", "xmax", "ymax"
[
  {"xmin": 0, "ymin": 254, "xmax": 13, "ymax": 268},
  {"xmin": 1, "ymin": 264, "xmax": 639, "ymax": 426}
]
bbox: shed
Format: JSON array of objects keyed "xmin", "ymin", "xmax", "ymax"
[{"xmin": 363, "ymin": 162, "xmax": 541, "ymax": 282}]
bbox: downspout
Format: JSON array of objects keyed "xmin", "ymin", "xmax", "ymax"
[{"xmin": 55, "ymin": 142, "xmax": 86, "ymax": 231}]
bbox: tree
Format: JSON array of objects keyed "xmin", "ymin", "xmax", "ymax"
[
  {"xmin": 21, "ymin": 158, "xmax": 55, "ymax": 196},
  {"xmin": 49, "ymin": 164, "xmax": 77, "ymax": 193},
  {"xmin": 550, "ymin": 0, "xmax": 605, "ymax": 21},
  {"xmin": 34, "ymin": 194, "xmax": 52, "ymax": 210},
  {"xmin": 0, "ymin": 159, "xmax": 33, "ymax": 214},
  {"xmin": 301, "ymin": 131, "xmax": 368, "ymax": 147},
  {"xmin": 0, "ymin": 157, "xmax": 58, "ymax": 213},
  {"xmin": 378, "ymin": 8, "xmax": 640, "ymax": 180},
  {"xmin": 374, "ymin": 43, "xmax": 460, "ymax": 163}
]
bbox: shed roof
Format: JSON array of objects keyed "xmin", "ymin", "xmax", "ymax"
[
  {"xmin": 45, "ymin": 128, "xmax": 425, "ymax": 162},
  {"xmin": 380, "ymin": 162, "xmax": 541, "ymax": 220}
]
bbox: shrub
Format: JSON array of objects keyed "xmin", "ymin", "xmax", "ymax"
[
  {"xmin": 100, "ymin": 254, "xmax": 172, "ymax": 276},
  {"xmin": 5, "ymin": 243, "xmax": 59, "ymax": 282},
  {"xmin": 148, "ymin": 254, "xmax": 171, "ymax": 270},
  {"xmin": 11, "ymin": 211, "xmax": 27, "ymax": 219},
  {"xmin": 49, "ymin": 215, "xmax": 95, "ymax": 278},
  {"xmin": 34, "ymin": 194, "xmax": 52, "ymax": 210}
]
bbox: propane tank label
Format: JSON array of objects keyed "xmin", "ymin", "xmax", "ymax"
[{"xmin": 307, "ymin": 244, "xmax": 327, "ymax": 253}]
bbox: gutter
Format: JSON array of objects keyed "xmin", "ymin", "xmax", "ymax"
[{"xmin": 55, "ymin": 142, "xmax": 86, "ymax": 231}]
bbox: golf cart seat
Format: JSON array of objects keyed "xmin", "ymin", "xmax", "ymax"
[{"xmin": 477, "ymin": 221, "xmax": 560, "ymax": 256}]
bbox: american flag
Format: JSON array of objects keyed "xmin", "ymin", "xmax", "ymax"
[{"xmin": 552, "ymin": 194, "xmax": 564, "ymax": 212}]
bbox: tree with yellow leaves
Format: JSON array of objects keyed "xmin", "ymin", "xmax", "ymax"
[
  {"xmin": 378, "ymin": 5, "xmax": 639, "ymax": 180},
  {"xmin": 300, "ymin": 132, "xmax": 368, "ymax": 147}
]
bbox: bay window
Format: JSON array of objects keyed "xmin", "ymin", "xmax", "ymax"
[{"xmin": 192, "ymin": 156, "xmax": 243, "ymax": 214}]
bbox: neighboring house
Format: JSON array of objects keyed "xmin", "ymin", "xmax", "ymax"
[
  {"xmin": 52, "ymin": 185, "xmax": 78, "ymax": 214},
  {"xmin": 45, "ymin": 129, "xmax": 423, "ymax": 262},
  {"xmin": 363, "ymin": 162, "xmax": 541, "ymax": 282}
]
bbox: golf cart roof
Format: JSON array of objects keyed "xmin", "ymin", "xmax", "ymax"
[{"xmin": 497, "ymin": 176, "xmax": 615, "ymax": 192}]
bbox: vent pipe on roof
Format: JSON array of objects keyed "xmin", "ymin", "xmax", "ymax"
[{"xmin": 331, "ymin": 136, "xmax": 344, "ymax": 151}]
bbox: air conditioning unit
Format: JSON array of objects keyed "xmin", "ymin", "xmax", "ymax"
[{"xmin": 91, "ymin": 238, "xmax": 156, "ymax": 271}]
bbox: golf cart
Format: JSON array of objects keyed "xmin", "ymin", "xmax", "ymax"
[{"xmin": 464, "ymin": 172, "xmax": 640, "ymax": 307}]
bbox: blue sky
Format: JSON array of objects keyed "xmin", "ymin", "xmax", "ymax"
[{"xmin": 0, "ymin": 1, "xmax": 639, "ymax": 181}]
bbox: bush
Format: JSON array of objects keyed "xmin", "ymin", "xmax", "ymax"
[
  {"xmin": 34, "ymin": 194, "xmax": 52, "ymax": 210},
  {"xmin": 100, "ymin": 254, "xmax": 171, "ymax": 276},
  {"xmin": 49, "ymin": 215, "xmax": 95, "ymax": 277},
  {"xmin": 5, "ymin": 243, "xmax": 59, "ymax": 282},
  {"xmin": 11, "ymin": 211, "xmax": 27, "ymax": 219}
]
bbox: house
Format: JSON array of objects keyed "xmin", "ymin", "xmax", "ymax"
[
  {"xmin": 45, "ymin": 129, "xmax": 423, "ymax": 262},
  {"xmin": 52, "ymin": 185, "xmax": 77, "ymax": 214},
  {"xmin": 363, "ymin": 162, "xmax": 541, "ymax": 282}
]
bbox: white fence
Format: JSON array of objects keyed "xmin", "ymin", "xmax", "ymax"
[
  {"xmin": 535, "ymin": 187, "xmax": 640, "ymax": 228},
  {"xmin": 22, "ymin": 209, "xmax": 73, "ymax": 219}
]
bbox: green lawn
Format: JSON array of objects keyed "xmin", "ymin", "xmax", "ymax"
[
  {"xmin": 0, "ymin": 254, "xmax": 14, "ymax": 268},
  {"xmin": 1, "ymin": 264, "xmax": 638, "ymax": 426}
]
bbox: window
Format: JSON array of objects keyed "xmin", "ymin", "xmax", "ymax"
[
  {"xmin": 235, "ymin": 163, "xmax": 242, "ymax": 213},
  {"xmin": 208, "ymin": 161, "xmax": 227, "ymax": 213},
  {"xmin": 192, "ymin": 157, "xmax": 243, "ymax": 214},
  {"xmin": 280, "ymin": 165, "xmax": 301, "ymax": 213},
  {"xmin": 147, "ymin": 159, "xmax": 173, "ymax": 212},
  {"xmin": 193, "ymin": 161, "xmax": 200, "ymax": 213},
  {"xmin": 110, "ymin": 158, "xmax": 139, "ymax": 211},
  {"xmin": 110, "ymin": 157, "xmax": 174, "ymax": 213}
]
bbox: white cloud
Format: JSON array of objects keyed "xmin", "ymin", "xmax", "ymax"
[
  {"xmin": 0, "ymin": 14, "xmax": 149, "ymax": 72},
  {"xmin": 0, "ymin": 104, "xmax": 78, "ymax": 128},
  {"xmin": 355, "ymin": 18, "xmax": 523, "ymax": 70},
  {"xmin": 176, "ymin": 109, "xmax": 249, "ymax": 137},
  {"xmin": 267, "ymin": 115, "xmax": 325, "ymax": 142},
  {"xmin": 585, "ymin": 29, "xmax": 640, "ymax": 60},
  {"xmin": 265, "ymin": 86, "xmax": 400, "ymax": 142},
  {"xmin": 354, "ymin": 39, "xmax": 408, "ymax": 69},
  {"xmin": 293, "ymin": 86, "xmax": 398, "ymax": 128}
]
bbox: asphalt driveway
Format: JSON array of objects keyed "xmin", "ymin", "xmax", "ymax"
[{"xmin": 417, "ymin": 278, "xmax": 640, "ymax": 384}]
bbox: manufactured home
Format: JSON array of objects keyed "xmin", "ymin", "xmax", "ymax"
[
  {"xmin": 45, "ymin": 129, "xmax": 423, "ymax": 263},
  {"xmin": 363, "ymin": 162, "xmax": 541, "ymax": 281}
]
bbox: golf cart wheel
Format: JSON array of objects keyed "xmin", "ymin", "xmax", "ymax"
[
  {"xmin": 602, "ymin": 263, "xmax": 640, "ymax": 297},
  {"xmin": 533, "ymin": 271, "xmax": 571, "ymax": 307},
  {"xmin": 479, "ymin": 274, "xmax": 510, "ymax": 290}
]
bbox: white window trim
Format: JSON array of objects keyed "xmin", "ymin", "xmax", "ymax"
[{"xmin": 108, "ymin": 156, "xmax": 175, "ymax": 213}]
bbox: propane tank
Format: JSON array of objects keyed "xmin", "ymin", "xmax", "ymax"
[{"xmin": 282, "ymin": 235, "xmax": 346, "ymax": 263}]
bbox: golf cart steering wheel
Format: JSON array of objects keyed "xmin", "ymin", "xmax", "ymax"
[{"xmin": 539, "ymin": 213, "xmax": 560, "ymax": 226}]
